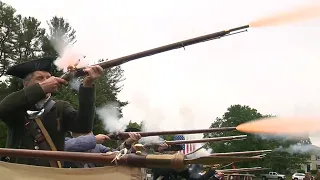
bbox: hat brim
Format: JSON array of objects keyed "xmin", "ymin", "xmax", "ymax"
[{"xmin": 6, "ymin": 57, "xmax": 57, "ymax": 79}]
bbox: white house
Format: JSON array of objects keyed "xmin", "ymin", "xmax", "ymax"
[{"xmin": 301, "ymin": 145, "xmax": 320, "ymax": 172}]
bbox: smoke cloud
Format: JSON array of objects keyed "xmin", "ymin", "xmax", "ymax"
[
  {"xmin": 255, "ymin": 133, "xmax": 310, "ymax": 141},
  {"xmin": 186, "ymin": 143, "xmax": 213, "ymax": 159},
  {"xmin": 131, "ymin": 92, "xmax": 205, "ymax": 139},
  {"xmin": 69, "ymin": 78, "xmax": 81, "ymax": 91},
  {"xmin": 47, "ymin": 28, "xmax": 90, "ymax": 72},
  {"xmin": 96, "ymin": 102, "xmax": 131, "ymax": 132},
  {"xmin": 139, "ymin": 136, "xmax": 164, "ymax": 145},
  {"xmin": 274, "ymin": 143, "xmax": 320, "ymax": 155}
]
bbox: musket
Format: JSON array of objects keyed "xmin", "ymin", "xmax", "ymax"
[
  {"xmin": 60, "ymin": 25, "xmax": 249, "ymax": 81},
  {"xmin": 143, "ymin": 135, "xmax": 247, "ymax": 148},
  {"xmin": 210, "ymin": 150, "xmax": 272, "ymax": 157},
  {"xmin": 107, "ymin": 127, "xmax": 237, "ymax": 140},
  {"xmin": 217, "ymin": 167, "xmax": 271, "ymax": 173},
  {"xmin": 0, "ymin": 148, "xmax": 263, "ymax": 170}
]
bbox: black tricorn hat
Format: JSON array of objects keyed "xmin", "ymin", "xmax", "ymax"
[
  {"xmin": 6, "ymin": 57, "xmax": 57, "ymax": 79},
  {"xmin": 125, "ymin": 127, "xmax": 141, "ymax": 132}
]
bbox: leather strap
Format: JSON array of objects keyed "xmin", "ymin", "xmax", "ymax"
[
  {"xmin": 24, "ymin": 99, "xmax": 62, "ymax": 168},
  {"xmin": 34, "ymin": 117, "xmax": 62, "ymax": 168},
  {"xmin": 40, "ymin": 100, "xmax": 56, "ymax": 119}
]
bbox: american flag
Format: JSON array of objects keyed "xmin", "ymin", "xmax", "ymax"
[{"xmin": 174, "ymin": 135, "xmax": 195, "ymax": 154}]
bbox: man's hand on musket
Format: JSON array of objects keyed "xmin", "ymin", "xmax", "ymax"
[
  {"xmin": 39, "ymin": 77, "xmax": 68, "ymax": 93},
  {"xmin": 83, "ymin": 65, "xmax": 104, "ymax": 87},
  {"xmin": 95, "ymin": 134, "xmax": 111, "ymax": 144},
  {"xmin": 211, "ymin": 164, "xmax": 221, "ymax": 169},
  {"xmin": 125, "ymin": 132, "xmax": 141, "ymax": 145}
]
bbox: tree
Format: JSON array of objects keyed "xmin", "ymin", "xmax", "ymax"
[
  {"xmin": 40, "ymin": 17, "xmax": 129, "ymax": 149},
  {"xmin": 14, "ymin": 16, "xmax": 46, "ymax": 62},
  {"xmin": 41, "ymin": 16, "xmax": 79, "ymax": 105},
  {"xmin": 7, "ymin": 15, "xmax": 47, "ymax": 91},
  {"xmin": 0, "ymin": 2, "xmax": 128, "ymax": 150},
  {"xmin": 0, "ymin": 1, "xmax": 19, "ymax": 77},
  {"xmin": 91, "ymin": 61, "xmax": 128, "ymax": 148},
  {"xmin": 204, "ymin": 104, "xmax": 311, "ymax": 173},
  {"xmin": 41, "ymin": 16, "xmax": 76, "ymax": 57},
  {"xmin": 126, "ymin": 120, "xmax": 142, "ymax": 130},
  {"xmin": 0, "ymin": 2, "xmax": 47, "ymax": 147}
]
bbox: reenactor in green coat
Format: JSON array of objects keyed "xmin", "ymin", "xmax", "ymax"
[{"xmin": 0, "ymin": 57, "xmax": 103, "ymax": 168}]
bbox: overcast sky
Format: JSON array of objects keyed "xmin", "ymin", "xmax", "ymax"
[{"xmin": 4, "ymin": 0, "xmax": 320, "ymax": 144}]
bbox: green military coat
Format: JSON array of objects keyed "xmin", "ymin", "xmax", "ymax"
[{"xmin": 0, "ymin": 83, "xmax": 96, "ymax": 167}]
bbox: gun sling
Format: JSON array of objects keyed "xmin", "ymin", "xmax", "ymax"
[{"xmin": 24, "ymin": 99, "xmax": 62, "ymax": 168}]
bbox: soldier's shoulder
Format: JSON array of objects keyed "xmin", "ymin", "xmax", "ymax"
[
  {"xmin": 53, "ymin": 99, "xmax": 72, "ymax": 106},
  {"xmin": 53, "ymin": 99, "xmax": 67, "ymax": 103}
]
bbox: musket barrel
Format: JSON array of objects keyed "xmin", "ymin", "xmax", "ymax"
[
  {"xmin": 0, "ymin": 148, "xmax": 186, "ymax": 169},
  {"xmin": 0, "ymin": 148, "xmax": 176, "ymax": 168},
  {"xmin": 61, "ymin": 25, "xmax": 249, "ymax": 81},
  {"xmin": 217, "ymin": 167, "xmax": 271, "ymax": 173},
  {"xmin": 0, "ymin": 148, "xmax": 129, "ymax": 165},
  {"xmin": 96, "ymin": 25, "xmax": 249, "ymax": 69},
  {"xmin": 166, "ymin": 135, "xmax": 247, "ymax": 145},
  {"xmin": 0, "ymin": 148, "xmax": 264, "ymax": 169},
  {"xmin": 112, "ymin": 127, "xmax": 237, "ymax": 140},
  {"xmin": 210, "ymin": 150, "xmax": 272, "ymax": 156}
]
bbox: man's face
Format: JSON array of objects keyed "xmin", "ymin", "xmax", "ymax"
[{"xmin": 24, "ymin": 71, "xmax": 51, "ymax": 86}]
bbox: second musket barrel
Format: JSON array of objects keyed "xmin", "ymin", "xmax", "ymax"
[
  {"xmin": 0, "ymin": 148, "xmax": 187, "ymax": 169},
  {"xmin": 113, "ymin": 127, "xmax": 237, "ymax": 140}
]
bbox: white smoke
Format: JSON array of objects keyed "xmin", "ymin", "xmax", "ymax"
[
  {"xmin": 186, "ymin": 143, "xmax": 213, "ymax": 159},
  {"xmin": 139, "ymin": 136, "xmax": 164, "ymax": 145},
  {"xmin": 131, "ymin": 92, "xmax": 205, "ymax": 136},
  {"xmin": 255, "ymin": 133, "xmax": 310, "ymax": 141},
  {"xmin": 274, "ymin": 143, "xmax": 320, "ymax": 155},
  {"xmin": 96, "ymin": 102, "xmax": 131, "ymax": 132},
  {"xmin": 45, "ymin": 27, "xmax": 89, "ymax": 72},
  {"xmin": 133, "ymin": 99, "xmax": 209, "ymax": 152},
  {"xmin": 69, "ymin": 78, "xmax": 81, "ymax": 91}
]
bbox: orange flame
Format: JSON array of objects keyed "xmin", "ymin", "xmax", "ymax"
[
  {"xmin": 236, "ymin": 117, "xmax": 320, "ymax": 135},
  {"xmin": 54, "ymin": 49, "xmax": 89, "ymax": 72},
  {"xmin": 249, "ymin": 3, "xmax": 320, "ymax": 28}
]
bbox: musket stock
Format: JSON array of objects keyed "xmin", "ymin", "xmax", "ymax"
[
  {"xmin": 107, "ymin": 127, "xmax": 237, "ymax": 140},
  {"xmin": 61, "ymin": 25, "xmax": 249, "ymax": 81}
]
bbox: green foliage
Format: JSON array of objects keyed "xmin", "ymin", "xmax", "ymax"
[
  {"xmin": 0, "ymin": 1, "xmax": 129, "ymax": 149},
  {"xmin": 0, "ymin": 1, "xmax": 18, "ymax": 76},
  {"xmin": 205, "ymin": 104, "xmax": 311, "ymax": 173},
  {"xmin": 310, "ymin": 170, "xmax": 318, "ymax": 174},
  {"xmin": 0, "ymin": 4, "xmax": 314, "ymax": 175},
  {"xmin": 126, "ymin": 120, "xmax": 142, "ymax": 130},
  {"xmin": 41, "ymin": 16, "xmax": 76, "ymax": 57},
  {"xmin": 297, "ymin": 169, "xmax": 306, "ymax": 173}
]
